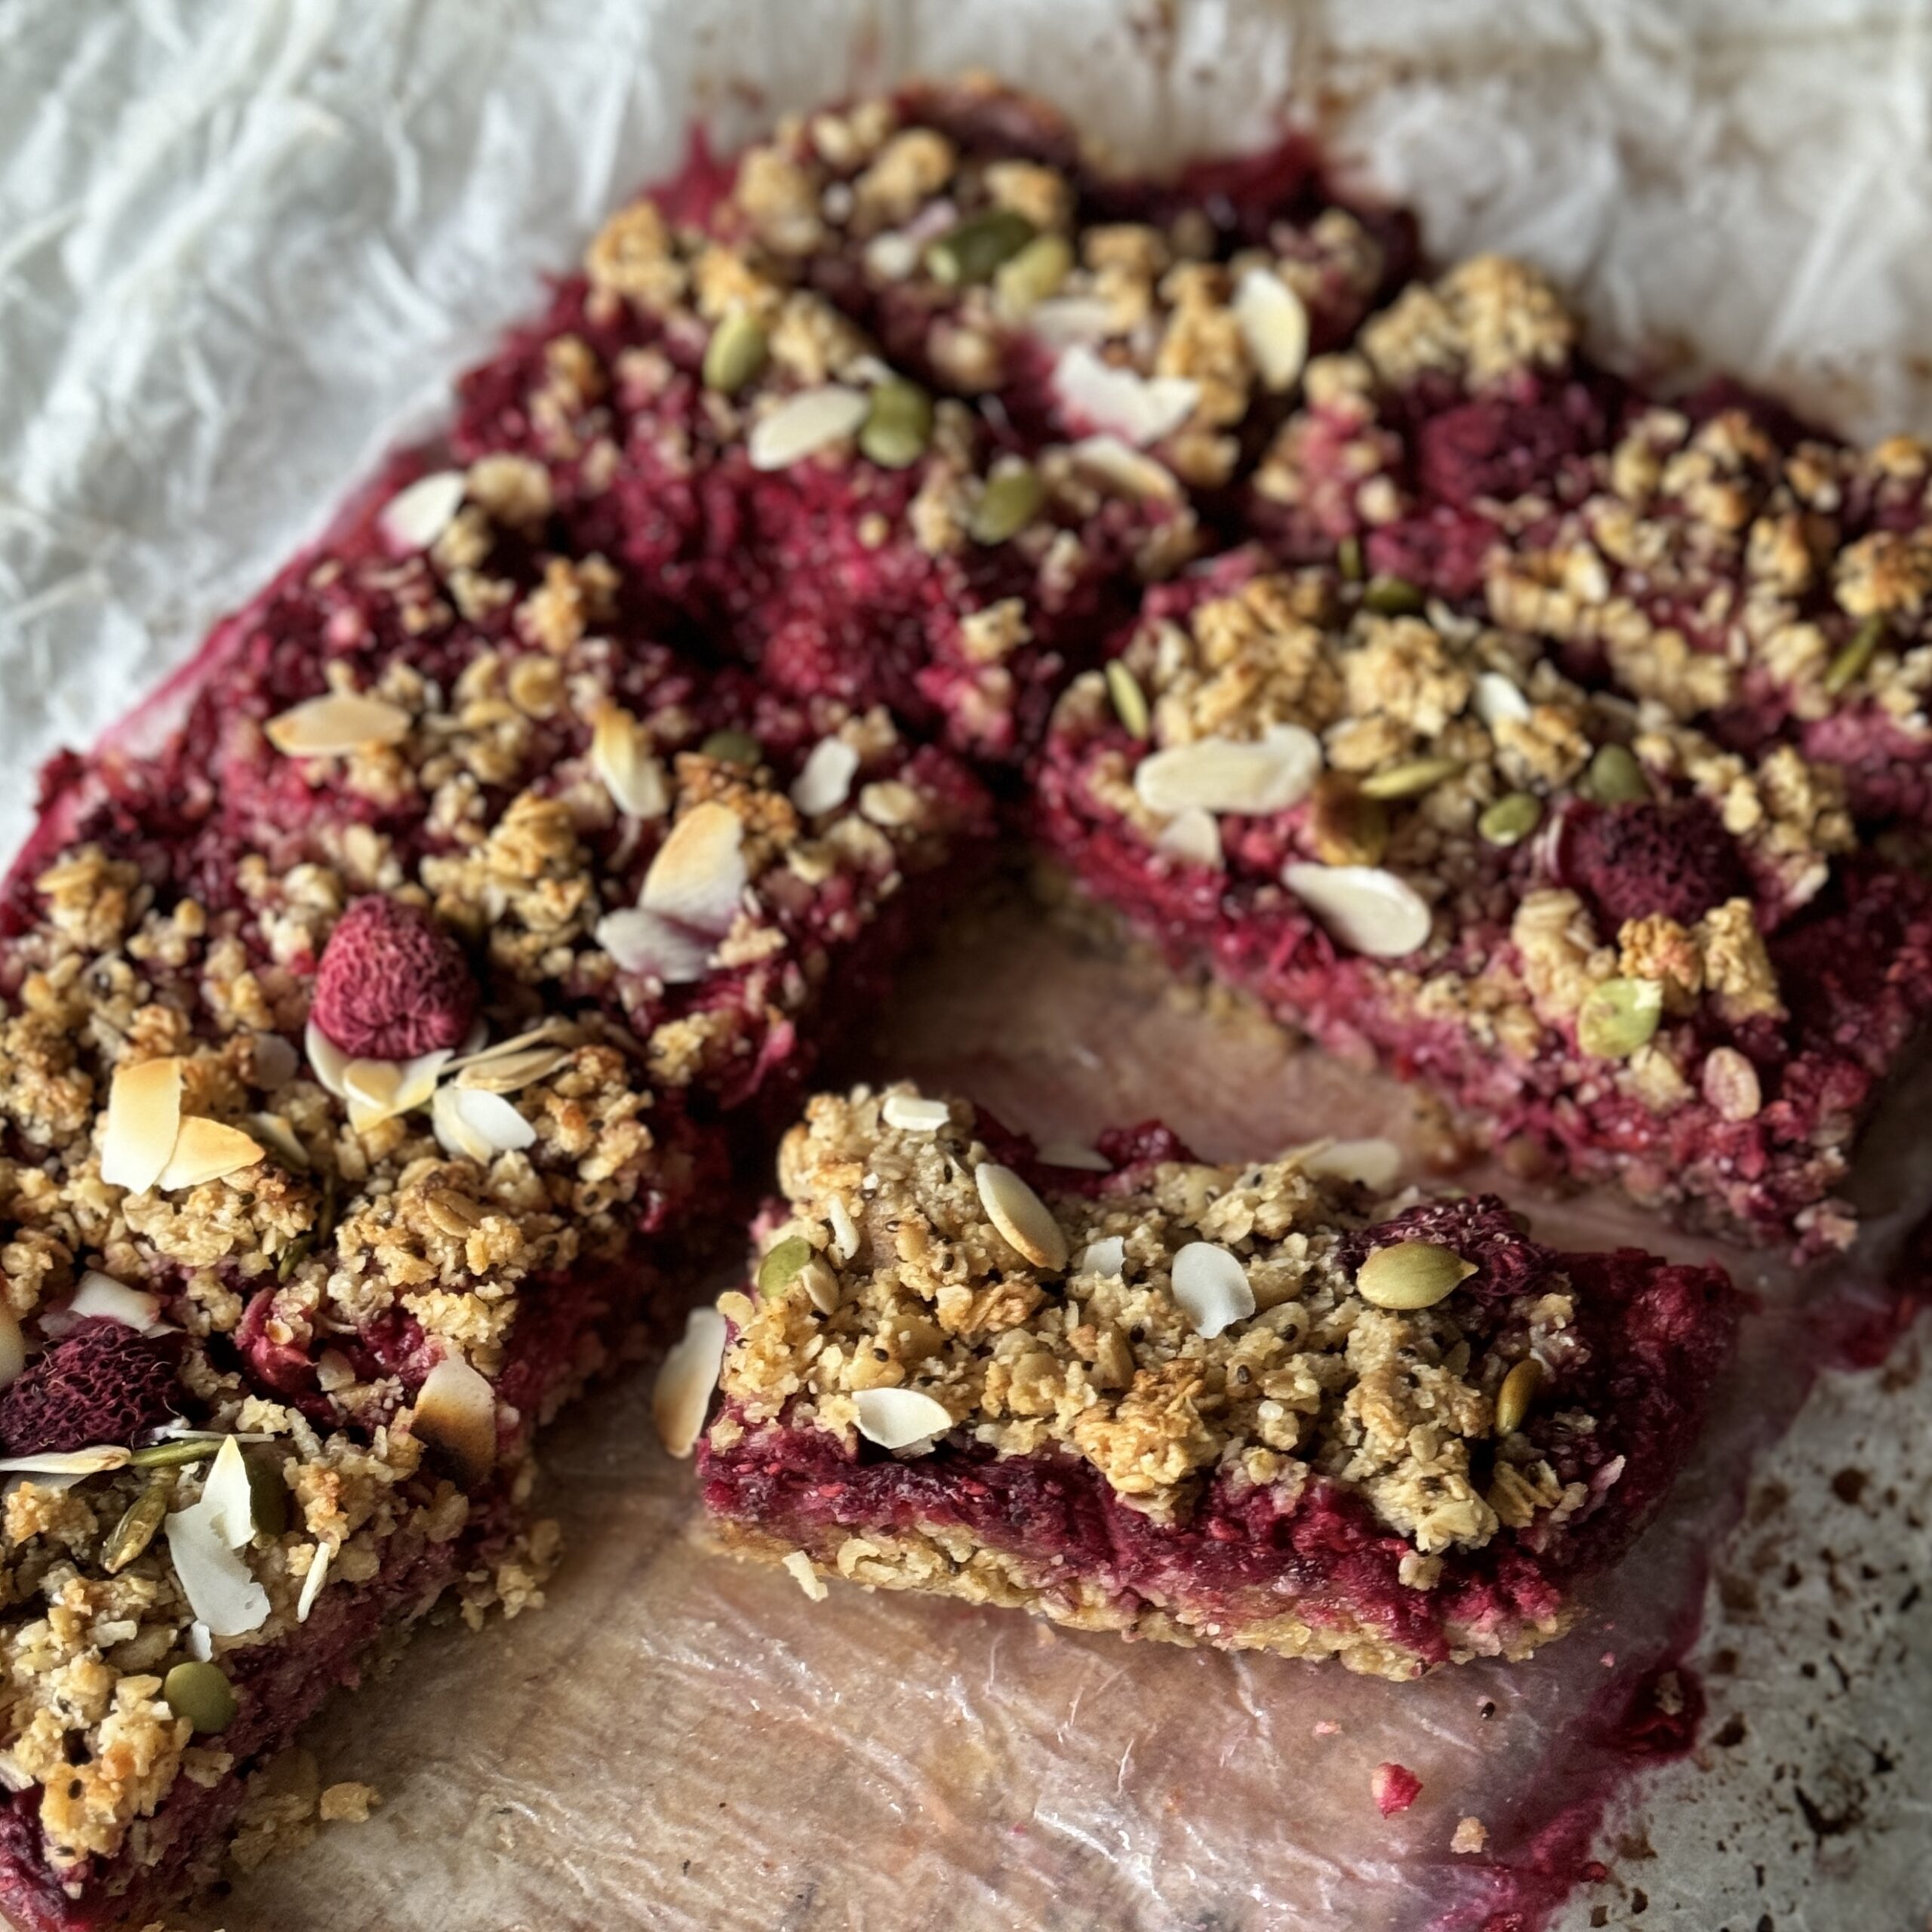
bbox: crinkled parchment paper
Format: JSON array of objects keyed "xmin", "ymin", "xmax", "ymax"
[{"xmin": 5, "ymin": 5, "xmax": 1932, "ymax": 1927}]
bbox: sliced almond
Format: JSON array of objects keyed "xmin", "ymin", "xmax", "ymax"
[
  {"xmin": 60, "ymin": 1272, "xmax": 165, "ymax": 1336},
  {"xmin": 342, "ymin": 1050, "xmax": 451, "ymax": 1134},
  {"xmin": 974, "ymin": 1162, "xmax": 1069, "ymax": 1272},
  {"xmin": 1170, "ymin": 1241, "xmax": 1256, "ymax": 1338},
  {"xmin": 451, "ymin": 1044, "xmax": 570, "ymax": 1094},
  {"xmin": 1035, "ymin": 1140, "xmax": 1112, "ymax": 1174},
  {"xmin": 782, "ymin": 1549, "xmax": 829, "ymax": 1601},
  {"xmin": 1473, "ymin": 670, "xmax": 1531, "ymax": 728},
  {"xmin": 827, "ymin": 1195, "xmax": 860, "ymax": 1262},
  {"xmin": 1702, "ymin": 1044, "xmax": 1762, "ymax": 1123},
  {"xmin": 264, "ymin": 693, "xmax": 411, "ymax": 759},
  {"xmin": 1026, "ymin": 295, "xmax": 1116, "ymax": 349},
  {"xmin": 790, "ymin": 737, "xmax": 861, "ymax": 817},
  {"xmin": 852, "ymin": 1386, "xmax": 952, "ymax": 1453},
  {"xmin": 641, "ymin": 801, "xmax": 746, "ymax": 935},
  {"xmin": 0, "ymin": 1446, "xmax": 130, "ymax": 1477},
  {"xmin": 378, "ymin": 470, "xmax": 466, "ymax": 552},
  {"xmin": 1052, "ymin": 346, "xmax": 1198, "ymax": 446},
  {"xmin": 431, "ymin": 1084, "xmax": 536, "ymax": 1164},
  {"xmin": 1154, "ymin": 805, "xmax": 1224, "ymax": 869},
  {"xmin": 595, "ymin": 908, "xmax": 714, "ymax": 985},
  {"xmin": 303, "ymin": 1019, "xmax": 350, "ymax": 1100},
  {"xmin": 1283, "ymin": 863, "xmax": 1433, "ymax": 958},
  {"xmin": 591, "ymin": 704, "xmax": 669, "ymax": 820},
  {"xmin": 1297, "ymin": 1137, "xmax": 1404, "ymax": 1194},
  {"xmin": 100, "ymin": 1057, "xmax": 183, "ymax": 1193},
  {"xmin": 157, "ymin": 1118, "xmax": 266, "ymax": 1192},
  {"xmin": 251, "ymin": 1032, "xmax": 300, "ymax": 1089},
  {"xmin": 747, "ymin": 384, "xmax": 869, "ymax": 470},
  {"xmin": 881, "ymin": 1093, "xmax": 953, "ymax": 1133},
  {"xmin": 1076, "ymin": 1235, "xmax": 1126, "ymax": 1277},
  {"xmin": 164, "ymin": 1493, "xmax": 270, "ymax": 1636},
  {"xmin": 1066, "ymin": 434, "xmax": 1183, "ymax": 503},
  {"xmin": 411, "ymin": 1353, "xmax": 498, "ymax": 1487},
  {"xmin": 1233, "ymin": 266, "xmax": 1310, "ymax": 391},
  {"xmin": 296, "ymin": 1541, "xmax": 333, "ymax": 1623},
  {"xmin": 245, "ymin": 1114, "xmax": 312, "ymax": 1171},
  {"xmin": 653, "ymin": 1306, "xmax": 727, "ymax": 1458},
  {"xmin": 0, "ymin": 1310, "xmax": 22, "ymax": 1392},
  {"xmin": 1136, "ymin": 726, "xmax": 1321, "ymax": 817}
]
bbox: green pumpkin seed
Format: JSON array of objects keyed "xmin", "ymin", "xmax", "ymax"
[
  {"xmin": 164, "ymin": 1660, "xmax": 238, "ymax": 1735},
  {"xmin": 1575, "ymin": 976, "xmax": 1663, "ymax": 1059},
  {"xmin": 1478, "ymin": 791, "xmax": 1543, "ymax": 848},
  {"xmin": 1581, "ymin": 743, "xmax": 1649, "ymax": 804},
  {"xmin": 970, "ymin": 466, "xmax": 1045, "ymax": 545},
  {"xmin": 858, "ymin": 380, "xmax": 934, "ymax": 469},
  {"xmin": 277, "ymin": 1231, "xmax": 314, "ymax": 1284},
  {"xmin": 1308, "ymin": 776, "xmax": 1389, "ymax": 867},
  {"xmin": 703, "ymin": 309, "xmax": 768, "ymax": 395},
  {"xmin": 1337, "ymin": 535, "xmax": 1364, "ymax": 583},
  {"xmin": 993, "ymin": 232, "xmax": 1072, "ymax": 315},
  {"xmin": 1494, "ymin": 1357, "xmax": 1544, "ymax": 1436},
  {"xmin": 756, "ymin": 1235, "xmax": 815, "ymax": 1297},
  {"xmin": 1359, "ymin": 755, "xmax": 1464, "ymax": 802},
  {"xmin": 1823, "ymin": 614, "xmax": 1885, "ymax": 698},
  {"xmin": 927, "ymin": 208, "xmax": 1037, "ymax": 286},
  {"xmin": 1356, "ymin": 1239, "xmax": 1477, "ymax": 1311},
  {"xmin": 102, "ymin": 1480, "xmax": 171, "ymax": 1575},
  {"xmin": 1361, "ymin": 576, "xmax": 1423, "ymax": 617},
  {"xmin": 128, "ymin": 1438, "xmax": 217, "ymax": 1471},
  {"xmin": 245, "ymin": 1451, "xmax": 288, "ymax": 1539},
  {"xmin": 700, "ymin": 729, "xmax": 761, "ymax": 769},
  {"xmin": 1105, "ymin": 661, "xmax": 1150, "ymax": 740}
]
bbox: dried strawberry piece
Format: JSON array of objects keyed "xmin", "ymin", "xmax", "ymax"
[
  {"xmin": 0, "ymin": 1319, "xmax": 182, "ymax": 1456},
  {"xmin": 1371, "ymin": 1761, "xmax": 1423, "ymax": 1817},
  {"xmin": 1414, "ymin": 391, "xmax": 1597, "ymax": 508},
  {"xmin": 1562, "ymin": 798, "xmax": 1748, "ymax": 932},
  {"xmin": 310, "ymin": 896, "xmax": 478, "ymax": 1060}
]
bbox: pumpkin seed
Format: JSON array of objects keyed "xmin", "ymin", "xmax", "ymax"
[
  {"xmin": 1494, "ymin": 1357, "xmax": 1543, "ymax": 1436},
  {"xmin": 703, "ymin": 309, "xmax": 768, "ymax": 395},
  {"xmin": 757, "ymin": 1235, "xmax": 815, "ymax": 1297},
  {"xmin": 970, "ymin": 466, "xmax": 1045, "ymax": 545},
  {"xmin": 163, "ymin": 1660, "xmax": 238, "ymax": 1734},
  {"xmin": 1576, "ymin": 977, "xmax": 1663, "ymax": 1060},
  {"xmin": 128, "ymin": 1438, "xmax": 217, "ymax": 1471},
  {"xmin": 1355, "ymin": 1239, "xmax": 1476, "ymax": 1311},
  {"xmin": 859, "ymin": 380, "xmax": 934, "ymax": 469},
  {"xmin": 102, "ymin": 1480, "xmax": 171, "ymax": 1574},
  {"xmin": 276, "ymin": 1231, "xmax": 314, "ymax": 1284},
  {"xmin": 700, "ymin": 729, "xmax": 761, "ymax": 769},
  {"xmin": 1478, "ymin": 791, "xmax": 1543, "ymax": 847},
  {"xmin": 245, "ymin": 1451, "xmax": 288, "ymax": 1539},
  {"xmin": 994, "ymin": 232, "xmax": 1072, "ymax": 315},
  {"xmin": 1105, "ymin": 661, "xmax": 1150, "ymax": 740},
  {"xmin": 1581, "ymin": 743, "xmax": 1649, "ymax": 804},
  {"xmin": 1823, "ymin": 614, "xmax": 1885, "ymax": 697},
  {"xmin": 927, "ymin": 207, "xmax": 1036, "ymax": 286},
  {"xmin": 1337, "ymin": 535, "xmax": 1364, "ymax": 583},
  {"xmin": 1308, "ymin": 776, "xmax": 1389, "ymax": 867},
  {"xmin": 1359, "ymin": 754, "xmax": 1464, "ymax": 802},
  {"xmin": 1361, "ymin": 575, "xmax": 1423, "ymax": 616}
]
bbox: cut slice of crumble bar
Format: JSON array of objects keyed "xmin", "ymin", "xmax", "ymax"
[{"xmin": 696, "ymin": 1084, "xmax": 1738, "ymax": 1678}]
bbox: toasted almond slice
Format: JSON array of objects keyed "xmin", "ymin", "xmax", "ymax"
[
  {"xmin": 264, "ymin": 693, "xmax": 411, "ymax": 758},
  {"xmin": 1076, "ymin": 1235, "xmax": 1126, "ymax": 1277},
  {"xmin": 1154, "ymin": 804, "xmax": 1223, "ymax": 869},
  {"xmin": 782, "ymin": 1550, "xmax": 829, "ymax": 1602},
  {"xmin": 100, "ymin": 1057, "xmax": 183, "ymax": 1193},
  {"xmin": 411, "ymin": 1353, "xmax": 497, "ymax": 1487},
  {"xmin": 653, "ymin": 1306, "xmax": 727, "ymax": 1458},
  {"xmin": 1297, "ymin": 1137, "xmax": 1404, "ymax": 1194},
  {"xmin": 881, "ymin": 1094, "xmax": 952, "ymax": 1133},
  {"xmin": 595, "ymin": 908, "xmax": 714, "ymax": 985},
  {"xmin": 1234, "ymin": 266, "xmax": 1311, "ymax": 392},
  {"xmin": 1053, "ymin": 346, "xmax": 1199, "ymax": 446},
  {"xmin": 0, "ymin": 1447, "xmax": 130, "ymax": 1477},
  {"xmin": 303, "ymin": 1019, "xmax": 350, "ymax": 1100},
  {"xmin": 790, "ymin": 737, "xmax": 861, "ymax": 817},
  {"xmin": 748, "ymin": 385, "xmax": 869, "ymax": 471},
  {"xmin": 1170, "ymin": 1241, "xmax": 1256, "ymax": 1338},
  {"xmin": 641, "ymin": 801, "xmax": 746, "ymax": 936},
  {"xmin": 591, "ymin": 704, "xmax": 669, "ymax": 820},
  {"xmin": 451, "ymin": 1044, "xmax": 571, "ymax": 1094},
  {"xmin": 60, "ymin": 1272, "xmax": 165, "ymax": 1336},
  {"xmin": 1136, "ymin": 726, "xmax": 1321, "ymax": 817},
  {"xmin": 1473, "ymin": 670, "xmax": 1532, "ymax": 728},
  {"xmin": 431, "ymin": 1085, "xmax": 536, "ymax": 1164},
  {"xmin": 853, "ymin": 1386, "xmax": 953, "ymax": 1453},
  {"xmin": 164, "ymin": 1494, "xmax": 269, "ymax": 1636},
  {"xmin": 378, "ymin": 470, "xmax": 466, "ymax": 552},
  {"xmin": 342, "ymin": 1050, "xmax": 451, "ymax": 1134},
  {"xmin": 296, "ymin": 1541, "xmax": 333, "ymax": 1623},
  {"xmin": 974, "ymin": 1162, "xmax": 1069, "ymax": 1272},
  {"xmin": 1283, "ymin": 862, "xmax": 1433, "ymax": 958},
  {"xmin": 157, "ymin": 1118, "xmax": 265, "ymax": 1192},
  {"xmin": 1035, "ymin": 1140, "xmax": 1112, "ymax": 1173},
  {"xmin": 1066, "ymin": 434, "xmax": 1183, "ymax": 503}
]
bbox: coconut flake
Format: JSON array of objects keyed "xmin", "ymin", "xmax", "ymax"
[
  {"xmin": 827, "ymin": 1195, "xmax": 860, "ymax": 1263},
  {"xmin": 594, "ymin": 908, "xmax": 715, "ymax": 986},
  {"xmin": 1067, "ymin": 434, "xmax": 1183, "ymax": 503},
  {"xmin": 1052, "ymin": 346, "xmax": 1198, "ymax": 446},
  {"xmin": 379, "ymin": 470, "xmax": 466, "ymax": 552},
  {"xmin": 1135, "ymin": 726, "xmax": 1321, "ymax": 817},
  {"xmin": 296, "ymin": 1542, "xmax": 333, "ymax": 1623},
  {"xmin": 156, "ymin": 1118, "xmax": 266, "ymax": 1192},
  {"xmin": 1234, "ymin": 266, "xmax": 1311, "ymax": 392},
  {"xmin": 853, "ymin": 1387, "xmax": 953, "ymax": 1454},
  {"xmin": 974, "ymin": 1163, "xmax": 1069, "ymax": 1272},
  {"xmin": 1170, "ymin": 1241, "xmax": 1257, "ymax": 1339},
  {"xmin": 641, "ymin": 801, "xmax": 746, "ymax": 936},
  {"xmin": 264, "ymin": 692, "xmax": 411, "ymax": 758},
  {"xmin": 431, "ymin": 1085, "xmax": 536, "ymax": 1164},
  {"xmin": 1283, "ymin": 863, "xmax": 1434, "ymax": 958},
  {"xmin": 59, "ymin": 1272, "xmax": 166, "ymax": 1337},
  {"xmin": 200, "ymin": 1436, "xmax": 257, "ymax": 1548},
  {"xmin": 411, "ymin": 1353, "xmax": 498, "ymax": 1487},
  {"xmin": 0, "ymin": 1447, "xmax": 131, "ymax": 1478},
  {"xmin": 1076, "ymin": 1235, "xmax": 1127, "ymax": 1278},
  {"xmin": 748, "ymin": 384, "xmax": 869, "ymax": 470},
  {"xmin": 341, "ymin": 1051, "xmax": 450, "ymax": 1134},
  {"xmin": 1026, "ymin": 296, "xmax": 1116, "ymax": 349},
  {"xmin": 184, "ymin": 1622, "xmax": 214, "ymax": 1663},
  {"xmin": 881, "ymin": 1094, "xmax": 952, "ymax": 1133},
  {"xmin": 248, "ymin": 1112, "xmax": 311, "ymax": 1171},
  {"xmin": 790, "ymin": 737, "xmax": 861, "ymax": 817},
  {"xmin": 1155, "ymin": 805, "xmax": 1224, "ymax": 869},
  {"xmin": 653, "ymin": 1306, "xmax": 727, "ymax": 1458},
  {"xmin": 591, "ymin": 704, "xmax": 669, "ymax": 820},
  {"xmin": 1298, "ymin": 1137, "xmax": 1405, "ymax": 1193},
  {"xmin": 782, "ymin": 1550, "xmax": 828, "ymax": 1602},
  {"xmin": 100, "ymin": 1057, "xmax": 183, "ymax": 1193},
  {"xmin": 1035, "ymin": 1140, "xmax": 1112, "ymax": 1174},
  {"xmin": 1474, "ymin": 671, "xmax": 1532, "ymax": 728},
  {"xmin": 165, "ymin": 1494, "xmax": 270, "ymax": 1637}
]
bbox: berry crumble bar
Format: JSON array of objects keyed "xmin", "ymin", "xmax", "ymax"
[{"xmin": 695, "ymin": 1084, "xmax": 1738, "ymax": 1678}]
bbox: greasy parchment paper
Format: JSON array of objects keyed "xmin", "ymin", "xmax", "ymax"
[{"xmin": 5, "ymin": 4, "xmax": 1932, "ymax": 1927}]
